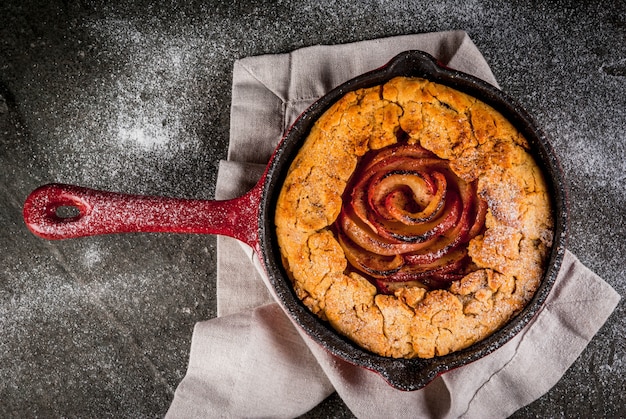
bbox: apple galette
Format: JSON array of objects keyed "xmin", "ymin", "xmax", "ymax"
[{"xmin": 275, "ymin": 76, "xmax": 554, "ymax": 359}]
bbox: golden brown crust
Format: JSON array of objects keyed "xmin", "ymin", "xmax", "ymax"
[{"xmin": 275, "ymin": 77, "xmax": 554, "ymax": 359}]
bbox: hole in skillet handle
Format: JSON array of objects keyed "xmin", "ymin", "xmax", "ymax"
[
  {"xmin": 259, "ymin": 50, "xmax": 568, "ymax": 391},
  {"xmin": 55, "ymin": 205, "xmax": 82, "ymax": 220}
]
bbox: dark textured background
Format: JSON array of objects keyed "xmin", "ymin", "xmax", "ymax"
[{"xmin": 1, "ymin": 1, "xmax": 624, "ymax": 417}]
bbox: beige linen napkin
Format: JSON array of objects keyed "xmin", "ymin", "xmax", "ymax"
[{"xmin": 166, "ymin": 31, "xmax": 620, "ymax": 418}]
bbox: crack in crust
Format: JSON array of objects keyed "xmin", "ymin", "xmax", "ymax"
[{"xmin": 275, "ymin": 77, "xmax": 554, "ymax": 359}]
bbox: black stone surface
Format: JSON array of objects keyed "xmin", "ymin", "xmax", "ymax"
[{"xmin": 1, "ymin": 1, "xmax": 624, "ymax": 417}]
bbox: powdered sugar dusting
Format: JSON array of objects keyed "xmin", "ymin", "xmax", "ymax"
[
  {"xmin": 90, "ymin": 19, "xmax": 198, "ymax": 153},
  {"xmin": 82, "ymin": 243, "xmax": 106, "ymax": 268},
  {"xmin": 38, "ymin": 16, "xmax": 221, "ymax": 195},
  {"xmin": 563, "ymin": 131, "xmax": 626, "ymax": 199}
]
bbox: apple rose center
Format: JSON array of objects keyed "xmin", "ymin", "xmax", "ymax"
[{"xmin": 335, "ymin": 141, "xmax": 488, "ymax": 294}]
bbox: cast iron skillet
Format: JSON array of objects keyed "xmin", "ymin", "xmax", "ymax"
[{"xmin": 24, "ymin": 50, "xmax": 568, "ymax": 391}]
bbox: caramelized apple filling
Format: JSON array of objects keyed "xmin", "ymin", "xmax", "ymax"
[{"xmin": 335, "ymin": 141, "xmax": 488, "ymax": 293}]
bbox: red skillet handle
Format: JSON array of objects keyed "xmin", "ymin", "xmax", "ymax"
[{"xmin": 23, "ymin": 181, "xmax": 264, "ymax": 249}]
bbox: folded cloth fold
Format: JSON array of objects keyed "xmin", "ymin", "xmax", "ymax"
[{"xmin": 166, "ymin": 31, "xmax": 620, "ymax": 418}]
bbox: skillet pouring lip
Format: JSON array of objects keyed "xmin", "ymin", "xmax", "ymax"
[{"xmin": 258, "ymin": 50, "xmax": 568, "ymax": 391}]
